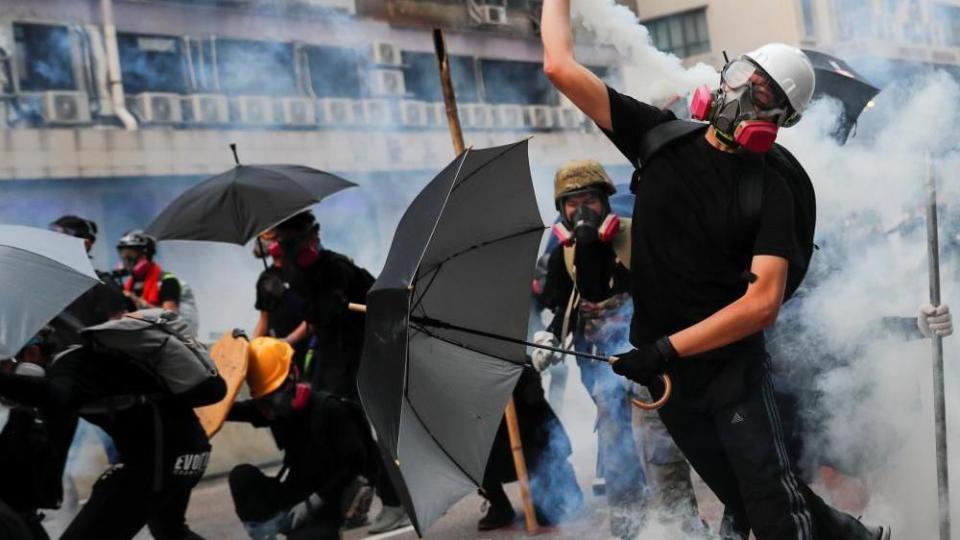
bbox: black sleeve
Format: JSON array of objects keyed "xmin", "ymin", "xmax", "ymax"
[
  {"xmin": 752, "ymin": 171, "xmax": 799, "ymax": 263},
  {"xmin": 226, "ymin": 400, "xmax": 272, "ymax": 427},
  {"xmin": 255, "ymin": 271, "xmax": 286, "ymax": 312},
  {"xmin": 177, "ymin": 375, "xmax": 226, "ymax": 408},
  {"xmin": 599, "ymin": 85, "xmax": 675, "ymax": 166},
  {"xmin": 158, "ymin": 276, "xmax": 181, "ymax": 304}
]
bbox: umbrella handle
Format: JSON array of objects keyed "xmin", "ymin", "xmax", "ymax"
[
  {"xmin": 629, "ymin": 374, "xmax": 672, "ymax": 411},
  {"xmin": 348, "ymin": 302, "xmax": 367, "ymax": 314}
]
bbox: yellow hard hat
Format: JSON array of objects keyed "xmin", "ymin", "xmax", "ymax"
[
  {"xmin": 554, "ymin": 160, "xmax": 616, "ymax": 206},
  {"xmin": 247, "ymin": 337, "xmax": 293, "ymax": 398}
]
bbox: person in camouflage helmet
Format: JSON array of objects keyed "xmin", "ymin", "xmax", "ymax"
[{"xmin": 530, "ymin": 160, "xmax": 700, "ymax": 536}]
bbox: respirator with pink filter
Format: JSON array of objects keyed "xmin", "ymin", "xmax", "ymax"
[{"xmin": 689, "ymin": 58, "xmax": 796, "ymax": 153}]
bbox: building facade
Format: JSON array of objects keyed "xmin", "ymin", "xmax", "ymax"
[{"xmin": 634, "ymin": 0, "xmax": 960, "ymax": 82}]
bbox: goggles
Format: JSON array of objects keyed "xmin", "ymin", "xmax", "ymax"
[{"xmin": 721, "ymin": 59, "xmax": 799, "ymax": 127}]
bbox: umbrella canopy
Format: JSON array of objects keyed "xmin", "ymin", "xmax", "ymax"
[
  {"xmin": 145, "ymin": 164, "xmax": 356, "ymax": 245},
  {"xmin": 0, "ymin": 225, "xmax": 100, "ymax": 358},
  {"xmin": 358, "ymin": 140, "xmax": 545, "ymax": 534},
  {"xmin": 802, "ymin": 49, "xmax": 880, "ymax": 143}
]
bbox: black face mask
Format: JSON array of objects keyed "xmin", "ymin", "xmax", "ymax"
[{"xmin": 571, "ymin": 204, "xmax": 604, "ymax": 247}]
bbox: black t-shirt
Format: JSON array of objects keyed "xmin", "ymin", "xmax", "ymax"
[
  {"xmin": 603, "ymin": 86, "xmax": 797, "ymax": 398},
  {"xmin": 254, "ymin": 266, "xmax": 307, "ymax": 340},
  {"xmin": 287, "ymin": 250, "xmax": 373, "ymax": 397}
]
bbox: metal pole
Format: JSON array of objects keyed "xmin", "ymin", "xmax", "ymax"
[{"xmin": 926, "ymin": 153, "xmax": 951, "ymax": 540}]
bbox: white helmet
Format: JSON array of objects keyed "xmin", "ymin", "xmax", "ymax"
[{"xmin": 744, "ymin": 43, "xmax": 816, "ymax": 119}]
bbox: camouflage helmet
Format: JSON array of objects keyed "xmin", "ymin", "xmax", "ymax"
[{"xmin": 553, "ymin": 160, "xmax": 616, "ymax": 209}]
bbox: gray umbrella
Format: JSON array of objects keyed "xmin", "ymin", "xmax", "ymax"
[
  {"xmin": 0, "ymin": 225, "xmax": 99, "ymax": 358},
  {"xmin": 357, "ymin": 140, "xmax": 545, "ymax": 534}
]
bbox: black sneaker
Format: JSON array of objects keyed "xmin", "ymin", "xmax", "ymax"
[{"xmin": 477, "ymin": 499, "xmax": 516, "ymax": 531}]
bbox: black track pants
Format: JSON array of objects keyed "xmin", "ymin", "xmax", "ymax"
[
  {"xmin": 61, "ymin": 457, "xmax": 206, "ymax": 540},
  {"xmin": 657, "ymin": 367, "xmax": 874, "ymax": 540}
]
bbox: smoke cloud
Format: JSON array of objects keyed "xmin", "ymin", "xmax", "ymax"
[{"xmin": 570, "ymin": 0, "xmax": 717, "ymax": 103}]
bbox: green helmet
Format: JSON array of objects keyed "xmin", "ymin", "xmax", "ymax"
[{"xmin": 553, "ymin": 160, "xmax": 616, "ymax": 209}]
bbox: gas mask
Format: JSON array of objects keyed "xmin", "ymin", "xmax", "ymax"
[
  {"xmin": 121, "ymin": 252, "xmax": 152, "ymax": 279},
  {"xmin": 276, "ymin": 224, "xmax": 321, "ymax": 270},
  {"xmin": 552, "ymin": 195, "xmax": 620, "ymax": 247},
  {"xmin": 690, "ymin": 58, "xmax": 797, "ymax": 153}
]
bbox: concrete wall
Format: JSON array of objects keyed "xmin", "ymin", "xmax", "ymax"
[{"xmin": 0, "ymin": 126, "xmax": 621, "ymax": 180}]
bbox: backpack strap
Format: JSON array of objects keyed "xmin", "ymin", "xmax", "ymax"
[
  {"xmin": 739, "ymin": 155, "xmax": 765, "ymax": 233},
  {"xmin": 611, "ymin": 218, "xmax": 632, "ymax": 271},
  {"xmin": 636, "ymin": 120, "xmax": 708, "ymax": 171}
]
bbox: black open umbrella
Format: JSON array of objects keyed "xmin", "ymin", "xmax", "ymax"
[
  {"xmin": 802, "ymin": 49, "xmax": 880, "ymax": 143},
  {"xmin": 357, "ymin": 140, "xmax": 546, "ymax": 534},
  {"xmin": 146, "ymin": 147, "xmax": 355, "ymax": 245}
]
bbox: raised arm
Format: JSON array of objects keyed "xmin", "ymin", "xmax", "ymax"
[
  {"xmin": 541, "ymin": 0, "xmax": 612, "ymax": 130},
  {"xmin": 669, "ymin": 255, "xmax": 788, "ymax": 356}
]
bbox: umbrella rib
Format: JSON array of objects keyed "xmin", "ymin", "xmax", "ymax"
[
  {"xmin": 411, "ymin": 323, "xmax": 530, "ymax": 367},
  {"xmin": 414, "ymin": 225, "xmax": 545, "ymax": 300},
  {"xmin": 412, "ymin": 318, "xmax": 608, "ymax": 362},
  {"xmin": 449, "ymin": 139, "xmax": 527, "ymax": 193}
]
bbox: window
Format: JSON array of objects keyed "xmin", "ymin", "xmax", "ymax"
[
  {"xmin": 305, "ymin": 45, "xmax": 362, "ymax": 98},
  {"xmin": 644, "ymin": 9, "xmax": 710, "ymax": 58},
  {"xmin": 934, "ymin": 3, "xmax": 960, "ymax": 47},
  {"xmin": 833, "ymin": 0, "xmax": 874, "ymax": 41},
  {"xmin": 118, "ymin": 33, "xmax": 187, "ymax": 94},
  {"xmin": 14, "ymin": 23, "xmax": 75, "ymax": 91},
  {"xmin": 480, "ymin": 59, "xmax": 556, "ymax": 105},
  {"xmin": 402, "ymin": 52, "xmax": 478, "ymax": 103},
  {"xmin": 216, "ymin": 39, "xmax": 296, "ymax": 96}
]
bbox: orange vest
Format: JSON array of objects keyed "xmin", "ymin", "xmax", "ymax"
[{"xmin": 125, "ymin": 262, "xmax": 163, "ymax": 306}]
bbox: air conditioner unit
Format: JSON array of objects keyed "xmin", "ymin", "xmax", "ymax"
[
  {"xmin": 277, "ymin": 97, "xmax": 316, "ymax": 126},
  {"xmin": 482, "ymin": 5, "xmax": 508, "ymax": 25},
  {"xmin": 22, "ymin": 91, "xmax": 92, "ymax": 125},
  {"xmin": 399, "ymin": 100, "xmax": 428, "ymax": 128},
  {"xmin": 493, "ymin": 104, "xmax": 524, "ymax": 130},
  {"xmin": 316, "ymin": 98, "xmax": 360, "ymax": 126},
  {"xmin": 360, "ymin": 99, "xmax": 396, "ymax": 127},
  {"xmin": 369, "ymin": 69, "xmax": 406, "ymax": 97},
  {"xmin": 234, "ymin": 96, "xmax": 278, "ymax": 124},
  {"xmin": 132, "ymin": 92, "xmax": 182, "ymax": 124},
  {"xmin": 371, "ymin": 41, "xmax": 402, "ymax": 66},
  {"xmin": 555, "ymin": 106, "xmax": 584, "ymax": 130},
  {"xmin": 524, "ymin": 105, "xmax": 555, "ymax": 130},
  {"xmin": 459, "ymin": 103, "xmax": 493, "ymax": 129},
  {"xmin": 182, "ymin": 94, "xmax": 229, "ymax": 124}
]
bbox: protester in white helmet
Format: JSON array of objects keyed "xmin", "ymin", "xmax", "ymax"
[{"xmin": 542, "ymin": 1, "xmax": 890, "ymax": 537}]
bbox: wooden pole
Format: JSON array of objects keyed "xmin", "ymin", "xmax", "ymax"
[
  {"xmin": 433, "ymin": 27, "xmax": 539, "ymax": 534},
  {"xmin": 433, "ymin": 28, "xmax": 466, "ymax": 155}
]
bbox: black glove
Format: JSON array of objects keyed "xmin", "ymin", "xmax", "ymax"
[{"xmin": 611, "ymin": 337, "xmax": 677, "ymax": 385}]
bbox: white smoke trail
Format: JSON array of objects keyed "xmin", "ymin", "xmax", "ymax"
[{"xmin": 570, "ymin": 0, "xmax": 717, "ymax": 102}]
